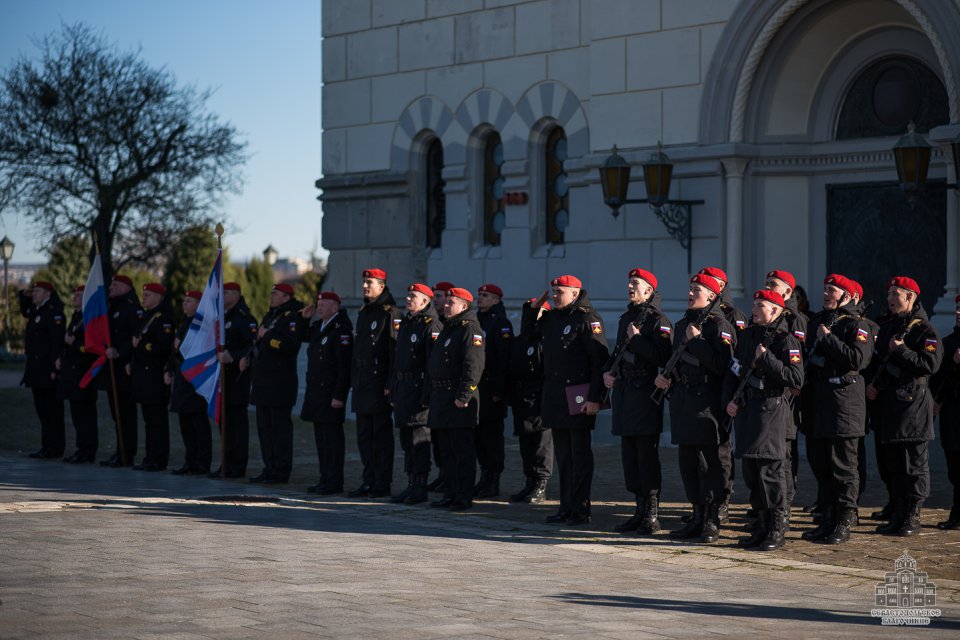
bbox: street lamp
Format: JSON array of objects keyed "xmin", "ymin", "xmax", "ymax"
[
  {"xmin": 893, "ymin": 122, "xmax": 959, "ymax": 194},
  {"xmin": 599, "ymin": 144, "xmax": 703, "ymax": 272},
  {"xmin": 263, "ymin": 244, "xmax": 278, "ymax": 266},
  {"xmin": 1, "ymin": 235, "xmax": 15, "ymax": 352}
]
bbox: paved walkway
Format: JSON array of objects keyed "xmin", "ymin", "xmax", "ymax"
[{"xmin": 1, "ymin": 454, "xmax": 957, "ymax": 639}]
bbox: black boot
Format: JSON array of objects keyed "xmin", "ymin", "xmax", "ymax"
[
  {"xmin": 718, "ymin": 501, "xmax": 729, "ymax": 525},
  {"xmin": 670, "ymin": 505, "xmax": 703, "ymax": 539},
  {"xmin": 826, "ymin": 507, "xmax": 857, "ymax": 544},
  {"xmin": 527, "ymin": 478, "xmax": 547, "ymax": 504},
  {"xmin": 637, "ymin": 492, "xmax": 660, "ymax": 535},
  {"xmin": 759, "ymin": 509, "xmax": 786, "ymax": 551},
  {"xmin": 802, "ymin": 504, "xmax": 835, "ymax": 541},
  {"xmin": 509, "ymin": 478, "xmax": 536, "ymax": 503},
  {"xmin": 876, "ymin": 499, "xmax": 906, "ymax": 534},
  {"xmin": 701, "ymin": 502, "xmax": 721, "ymax": 544},
  {"xmin": 391, "ymin": 474, "xmax": 414, "ymax": 503},
  {"xmin": 937, "ymin": 504, "xmax": 960, "ymax": 530},
  {"xmin": 896, "ymin": 500, "xmax": 922, "ymax": 537},
  {"xmin": 870, "ymin": 501, "xmax": 895, "ymax": 520},
  {"xmin": 404, "ymin": 473, "xmax": 429, "ymax": 505},
  {"xmin": 475, "ymin": 471, "xmax": 500, "ymax": 499},
  {"xmin": 427, "ymin": 474, "xmax": 446, "ymax": 493},
  {"xmin": 473, "ymin": 470, "xmax": 489, "ymax": 496},
  {"xmin": 738, "ymin": 510, "xmax": 769, "ymax": 548},
  {"xmin": 614, "ymin": 495, "xmax": 646, "ymax": 533}
]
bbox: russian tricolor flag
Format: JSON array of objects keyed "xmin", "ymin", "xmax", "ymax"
[
  {"xmin": 79, "ymin": 254, "xmax": 111, "ymax": 388},
  {"xmin": 180, "ymin": 249, "xmax": 225, "ymax": 422}
]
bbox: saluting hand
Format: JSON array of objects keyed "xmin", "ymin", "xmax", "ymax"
[{"xmin": 301, "ymin": 304, "xmax": 316, "ymax": 319}]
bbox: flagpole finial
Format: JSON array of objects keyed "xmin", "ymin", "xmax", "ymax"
[{"xmin": 215, "ymin": 223, "xmax": 224, "ymax": 248}]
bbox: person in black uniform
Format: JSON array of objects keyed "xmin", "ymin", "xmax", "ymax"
[
  {"xmin": 602, "ymin": 268, "xmax": 672, "ymax": 535},
  {"xmin": 474, "ymin": 283, "xmax": 513, "ymax": 498},
  {"xmin": 427, "ymin": 287, "xmax": 485, "ymax": 510},
  {"xmin": 349, "ymin": 268, "xmax": 403, "ymax": 498},
  {"xmin": 389, "ymin": 283, "xmax": 439, "ymax": 504},
  {"xmin": 507, "ymin": 298, "xmax": 553, "ymax": 504},
  {"xmin": 532, "ymin": 275, "xmax": 609, "ymax": 526},
  {"xmin": 58, "ymin": 285, "xmax": 99, "ymax": 463},
  {"xmin": 932, "ymin": 294, "xmax": 960, "ymax": 530},
  {"xmin": 130, "ymin": 283, "xmax": 175, "ymax": 471},
  {"xmin": 656, "ymin": 274, "xmax": 734, "ymax": 543},
  {"xmin": 167, "ymin": 290, "xmax": 211, "ymax": 475},
  {"xmin": 865, "ymin": 276, "xmax": 942, "ymax": 537},
  {"xmin": 249, "ymin": 283, "xmax": 304, "ymax": 484},
  {"xmin": 426, "ymin": 281, "xmax": 455, "ymax": 493},
  {"xmin": 213, "ymin": 282, "xmax": 257, "ymax": 478},
  {"xmin": 20, "ymin": 280, "xmax": 66, "ymax": 459},
  {"xmin": 299, "ymin": 291, "xmax": 353, "ymax": 495},
  {"xmin": 800, "ymin": 274, "xmax": 873, "ymax": 544},
  {"xmin": 100, "ymin": 274, "xmax": 142, "ymax": 467},
  {"xmin": 724, "ymin": 290, "xmax": 804, "ymax": 551}
]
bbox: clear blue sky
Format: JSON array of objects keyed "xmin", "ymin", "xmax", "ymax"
[{"xmin": 0, "ymin": 0, "xmax": 323, "ymax": 265}]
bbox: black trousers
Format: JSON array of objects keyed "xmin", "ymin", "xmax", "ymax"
[
  {"xmin": 620, "ymin": 433, "xmax": 661, "ymax": 496},
  {"xmin": 785, "ymin": 437, "xmax": 798, "ymax": 506},
  {"xmin": 553, "ymin": 428, "xmax": 593, "ymax": 517},
  {"xmin": 255, "ymin": 405, "xmax": 294, "ymax": 481},
  {"xmin": 107, "ymin": 388, "xmax": 138, "ymax": 463},
  {"xmin": 857, "ymin": 436, "xmax": 868, "ymax": 498},
  {"xmin": 742, "ymin": 457, "xmax": 786, "ymax": 511},
  {"xmin": 806, "ymin": 434, "xmax": 831, "ymax": 509},
  {"xmin": 518, "ymin": 430, "xmax": 553, "ymax": 480},
  {"xmin": 431, "ymin": 437, "xmax": 444, "ymax": 479},
  {"xmin": 399, "ymin": 425, "xmax": 431, "ymax": 475},
  {"xmin": 945, "ymin": 449, "xmax": 960, "ymax": 508},
  {"xmin": 32, "ymin": 387, "xmax": 65, "ymax": 456},
  {"xmin": 677, "ymin": 444, "xmax": 725, "ymax": 505},
  {"xmin": 356, "ymin": 411, "xmax": 394, "ymax": 490},
  {"xmin": 719, "ymin": 432, "xmax": 734, "ymax": 501},
  {"xmin": 177, "ymin": 411, "xmax": 211, "ymax": 472},
  {"xmin": 882, "ymin": 441, "xmax": 930, "ymax": 502},
  {"xmin": 313, "ymin": 421, "xmax": 345, "ymax": 491},
  {"xmin": 69, "ymin": 398, "xmax": 98, "ymax": 458},
  {"xmin": 141, "ymin": 403, "xmax": 170, "ymax": 468},
  {"xmin": 475, "ymin": 417, "xmax": 505, "ymax": 473},
  {"xmin": 808, "ymin": 435, "xmax": 860, "ymax": 509},
  {"xmin": 221, "ymin": 403, "xmax": 250, "ymax": 476},
  {"xmin": 873, "ymin": 428, "xmax": 893, "ymax": 497},
  {"xmin": 435, "ymin": 429, "xmax": 475, "ymax": 501}
]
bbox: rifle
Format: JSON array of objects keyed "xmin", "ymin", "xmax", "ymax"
[
  {"xmin": 600, "ymin": 305, "xmax": 651, "ymax": 405},
  {"xmin": 868, "ymin": 314, "xmax": 923, "ymax": 390},
  {"xmin": 722, "ymin": 320, "xmax": 783, "ymax": 429},
  {"xmin": 804, "ymin": 300, "xmax": 873, "ymax": 372},
  {"xmin": 651, "ymin": 294, "xmax": 723, "ymax": 405}
]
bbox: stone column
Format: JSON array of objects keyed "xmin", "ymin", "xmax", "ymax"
[
  {"xmin": 721, "ymin": 158, "xmax": 750, "ymax": 301},
  {"xmin": 930, "ymin": 124, "xmax": 960, "ymax": 332}
]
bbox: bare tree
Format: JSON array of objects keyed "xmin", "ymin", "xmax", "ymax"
[{"xmin": 0, "ymin": 23, "xmax": 246, "ymax": 277}]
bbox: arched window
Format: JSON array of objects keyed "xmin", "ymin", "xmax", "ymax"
[
  {"xmin": 425, "ymin": 138, "xmax": 445, "ymax": 249},
  {"xmin": 483, "ymin": 131, "xmax": 505, "ymax": 246},
  {"xmin": 545, "ymin": 126, "xmax": 568, "ymax": 244}
]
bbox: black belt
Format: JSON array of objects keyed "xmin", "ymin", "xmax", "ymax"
[
  {"xmin": 745, "ymin": 387, "xmax": 785, "ymax": 399},
  {"xmin": 396, "ymin": 371, "xmax": 424, "ymax": 381},
  {"xmin": 431, "ymin": 379, "xmax": 456, "ymax": 390},
  {"xmin": 677, "ymin": 373, "xmax": 710, "ymax": 385}
]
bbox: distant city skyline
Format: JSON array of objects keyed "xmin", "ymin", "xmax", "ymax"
[{"xmin": 0, "ymin": 0, "xmax": 324, "ymax": 265}]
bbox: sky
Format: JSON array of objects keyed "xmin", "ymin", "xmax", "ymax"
[{"xmin": 0, "ymin": 0, "xmax": 323, "ymax": 265}]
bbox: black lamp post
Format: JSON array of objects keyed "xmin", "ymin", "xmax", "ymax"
[
  {"xmin": 1, "ymin": 235, "xmax": 15, "ymax": 352},
  {"xmin": 599, "ymin": 144, "xmax": 703, "ymax": 272},
  {"xmin": 893, "ymin": 122, "xmax": 959, "ymax": 194}
]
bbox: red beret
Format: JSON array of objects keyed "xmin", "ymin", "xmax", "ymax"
[
  {"xmin": 955, "ymin": 294, "xmax": 960, "ymax": 303},
  {"xmin": 433, "ymin": 281, "xmax": 455, "ymax": 292},
  {"xmin": 754, "ymin": 289, "xmax": 785, "ymax": 308},
  {"xmin": 184, "ymin": 290, "xmax": 203, "ymax": 300},
  {"xmin": 888, "ymin": 276, "xmax": 920, "ymax": 296},
  {"xmin": 273, "ymin": 283, "xmax": 294, "ymax": 296},
  {"xmin": 224, "ymin": 282, "xmax": 241, "ymax": 292},
  {"xmin": 143, "ymin": 283, "xmax": 166, "ymax": 295},
  {"xmin": 478, "ymin": 283, "xmax": 503, "ymax": 297},
  {"xmin": 690, "ymin": 274, "xmax": 722, "ymax": 295},
  {"xmin": 363, "ymin": 268, "xmax": 387, "ymax": 281},
  {"xmin": 628, "ymin": 268, "xmax": 657, "ymax": 290},
  {"xmin": 824, "ymin": 274, "xmax": 856, "ymax": 297},
  {"xmin": 447, "ymin": 287, "xmax": 474, "ymax": 302},
  {"xmin": 33, "ymin": 281, "xmax": 55, "ymax": 292},
  {"xmin": 698, "ymin": 267, "xmax": 727, "ymax": 283},
  {"xmin": 319, "ymin": 291, "xmax": 341, "ymax": 303},
  {"xmin": 766, "ymin": 269, "xmax": 796, "ymax": 290},
  {"xmin": 849, "ymin": 279, "xmax": 863, "ymax": 300},
  {"xmin": 112, "ymin": 274, "xmax": 133, "ymax": 288},
  {"xmin": 527, "ymin": 297, "xmax": 551, "ymax": 311},
  {"xmin": 551, "ymin": 275, "xmax": 582, "ymax": 289},
  {"xmin": 73, "ymin": 284, "xmax": 85, "ymax": 293},
  {"xmin": 407, "ymin": 283, "xmax": 433, "ymax": 298}
]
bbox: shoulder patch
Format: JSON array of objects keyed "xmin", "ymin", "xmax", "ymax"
[
  {"xmin": 472, "ymin": 334, "xmax": 483, "ymax": 347},
  {"xmin": 856, "ymin": 328, "xmax": 868, "ymax": 342},
  {"xmin": 659, "ymin": 325, "xmax": 672, "ymax": 338},
  {"xmin": 789, "ymin": 348, "xmax": 801, "ymax": 364},
  {"xmin": 720, "ymin": 331, "xmax": 732, "ymax": 345},
  {"xmin": 793, "ymin": 330, "xmax": 805, "ymax": 341},
  {"xmin": 590, "ymin": 321, "xmax": 602, "ymax": 335},
  {"xmin": 925, "ymin": 337, "xmax": 938, "ymax": 352}
]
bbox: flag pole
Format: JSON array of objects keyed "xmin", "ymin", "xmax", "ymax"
[
  {"xmin": 93, "ymin": 232, "xmax": 127, "ymax": 467},
  {"xmin": 215, "ymin": 223, "xmax": 226, "ymax": 480}
]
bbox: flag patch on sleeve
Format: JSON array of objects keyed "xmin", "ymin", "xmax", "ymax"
[
  {"xmin": 431, "ymin": 331, "xmax": 440, "ymax": 341},
  {"xmin": 472, "ymin": 334, "xmax": 483, "ymax": 347},
  {"xmin": 793, "ymin": 330, "xmax": 805, "ymax": 341},
  {"xmin": 393, "ymin": 318, "xmax": 401, "ymax": 331},
  {"xmin": 856, "ymin": 328, "xmax": 868, "ymax": 342},
  {"xmin": 789, "ymin": 348, "xmax": 801, "ymax": 363},
  {"xmin": 659, "ymin": 325, "xmax": 671, "ymax": 338},
  {"xmin": 340, "ymin": 334, "xmax": 351, "ymax": 345},
  {"xmin": 720, "ymin": 331, "xmax": 732, "ymax": 345},
  {"xmin": 590, "ymin": 321, "xmax": 602, "ymax": 334},
  {"xmin": 735, "ymin": 320, "xmax": 746, "ymax": 329},
  {"xmin": 925, "ymin": 338, "xmax": 938, "ymax": 352},
  {"xmin": 501, "ymin": 326, "xmax": 512, "ymax": 338}
]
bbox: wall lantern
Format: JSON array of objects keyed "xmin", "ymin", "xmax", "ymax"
[{"xmin": 894, "ymin": 121, "xmax": 960, "ymax": 195}]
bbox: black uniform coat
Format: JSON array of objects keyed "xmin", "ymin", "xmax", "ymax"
[
  {"xmin": 720, "ymin": 289, "xmax": 749, "ymax": 334},
  {"xmin": 300, "ymin": 308, "xmax": 354, "ymax": 424},
  {"xmin": 57, "ymin": 310, "xmax": 98, "ymax": 402},
  {"xmin": 509, "ymin": 304, "xmax": 546, "ymax": 434},
  {"xmin": 390, "ymin": 304, "xmax": 439, "ymax": 428},
  {"xmin": 531, "ymin": 291, "xmax": 609, "ymax": 430},
  {"xmin": 723, "ymin": 320, "xmax": 804, "ymax": 459},
  {"xmin": 131, "ymin": 300, "xmax": 175, "ymax": 405},
  {"xmin": 668, "ymin": 305, "xmax": 735, "ymax": 446},
  {"xmin": 351, "ymin": 288, "xmax": 403, "ymax": 414},
  {"xmin": 168, "ymin": 316, "xmax": 207, "ymax": 413},
  {"xmin": 801, "ymin": 301, "xmax": 873, "ymax": 439},
  {"xmin": 251, "ymin": 298, "xmax": 305, "ymax": 408},
  {"xmin": 20, "ymin": 291, "xmax": 65, "ymax": 389},
  {"xmin": 932, "ymin": 326, "xmax": 960, "ymax": 452},
  {"xmin": 477, "ymin": 301, "xmax": 513, "ymax": 422},
  {"xmin": 425, "ymin": 308, "xmax": 485, "ymax": 430},
  {"xmin": 602, "ymin": 293, "xmax": 673, "ymax": 436},
  {"xmin": 223, "ymin": 298, "xmax": 257, "ymax": 407},
  {"xmin": 865, "ymin": 303, "xmax": 943, "ymax": 443},
  {"xmin": 97, "ymin": 290, "xmax": 142, "ymax": 392}
]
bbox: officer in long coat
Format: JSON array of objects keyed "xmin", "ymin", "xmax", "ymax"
[
  {"xmin": 602, "ymin": 268, "xmax": 672, "ymax": 535},
  {"xmin": 474, "ymin": 283, "xmax": 513, "ymax": 498},
  {"xmin": 58, "ymin": 285, "xmax": 99, "ymax": 463},
  {"xmin": 865, "ymin": 276, "xmax": 942, "ymax": 537},
  {"xmin": 532, "ymin": 275, "xmax": 609, "ymax": 526},
  {"xmin": 167, "ymin": 290, "xmax": 211, "ymax": 475},
  {"xmin": 426, "ymin": 281, "xmax": 455, "ymax": 493},
  {"xmin": 130, "ymin": 283, "xmax": 175, "ymax": 471},
  {"xmin": 426, "ymin": 287, "xmax": 485, "ymax": 511},
  {"xmin": 250, "ymin": 283, "xmax": 304, "ymax": 483},
  {"xmin": 724, "ymin": 290, "xmax": 804, "ymax": 551},
  {"xmin": 99, "ymin": 274, "xmax": 142, "ymax": 467},
  {"xmin": 349, "ymin": 268, "xmax": 403, "ymax": 498},
  {"xmin": 20, "ymin": 281, "xmax": 66, "ymax": 459},
  {"xmin": 299, "ymin": 291, "xmax": 353, "ymax": 494},
  {"xmin": 932, "ymin": 294, "xmax": 960, "ymax": 530},
  {"xmin": 655, "ymin": 274, "xmax": 734, "ymax": 543}
]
